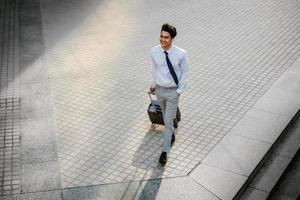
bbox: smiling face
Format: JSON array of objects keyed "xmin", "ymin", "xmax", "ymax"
[{"xmin": 160, "ymin": 30, "xmax": 174, "ymax": 50}]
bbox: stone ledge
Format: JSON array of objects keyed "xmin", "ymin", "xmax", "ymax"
[{"xmin": 189, "ymin": 55, "xmax": 300, "ymax": 200}]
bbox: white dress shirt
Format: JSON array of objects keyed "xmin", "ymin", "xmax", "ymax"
[{"xmin": 150, "ymin": 45, "xmax": 188, "ymax": 94}]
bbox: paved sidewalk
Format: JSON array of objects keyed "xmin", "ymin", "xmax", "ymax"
[
  {"xmin": 1, "ymin": 0, "xmax": 300, "ymax": 199},
  {"xmin": 0, "ymin": 0, "xmax": 21, "ymax": 196}
]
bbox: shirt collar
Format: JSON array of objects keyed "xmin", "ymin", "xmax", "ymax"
[{"xmin": 160, "ymin": 45, "xmax": 174, "ymax": 54}]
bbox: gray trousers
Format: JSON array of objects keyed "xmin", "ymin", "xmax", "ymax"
[{"xmin": 155, "ymin": 85, "xmax": 179, "ymax": 153}]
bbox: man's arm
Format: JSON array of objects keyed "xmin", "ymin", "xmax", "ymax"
[
  {"xmin": 176, "ymin": 52, "xmax": 188, "ymax": 94},
  {"xmin": 150, "ymin": 55, "xmax": 157, "ymax": 93}
]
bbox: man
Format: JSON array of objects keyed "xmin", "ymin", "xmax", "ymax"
[{"xmin": 150, "ymin": 23, "xmax": 188, "ymax": 165}]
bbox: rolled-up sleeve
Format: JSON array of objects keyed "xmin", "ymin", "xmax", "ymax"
[
  {"xmin": 177, "ymin": 52, "xmax": 188, "ymax": 94},
  {"xmin": 150, "ymin": 55, "xmax": 157, "ymax": 88}
]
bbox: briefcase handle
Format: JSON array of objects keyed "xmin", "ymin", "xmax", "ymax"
[{"xmin": 148, "ymin": 92, "xmax": 157, "ymax": 101}]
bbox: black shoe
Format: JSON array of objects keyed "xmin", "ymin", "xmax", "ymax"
[
  {"xmin": 171, "ymin": 133, "xmax": 175, "ymax": 146},
  {"xmin": 159, "ymin": 152, "xmax": 167, "ymax": 165}
]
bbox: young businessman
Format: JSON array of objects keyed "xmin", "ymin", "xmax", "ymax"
[{"xmin": 150, "ymin": 23, "xmax": 188, "ymax": 165}]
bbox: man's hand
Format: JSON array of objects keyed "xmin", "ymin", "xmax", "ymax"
[{"xmin": 150, "ymin": 87, "xmax": 155, "ymax": 94}]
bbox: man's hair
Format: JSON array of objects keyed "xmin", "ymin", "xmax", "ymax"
[{"xmin": 161, "ymin": 23, "xmax": 177, "ymax": 38}]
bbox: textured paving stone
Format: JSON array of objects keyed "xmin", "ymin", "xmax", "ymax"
[
  {"xmin": 0, "ymin": 0, "xmax": 22, "ymax": 196},
  {"xmin": 62, "ymin": 181, "xmax": 144, "ymax": 200},
  {"xmin": 229, "ymin": 108, "xmax": 290, "ymax": 143},
  {"xmin": 140, "ymin": 177, "xmax": 219, "ymax": 200},
  {"xmin": 63, "ymin": 177, "xmax": 218, "ymax": 200},
  {"xmin": 20, "ymin": 82, "xmax": 51, "ymax": 119},
  {"xmin": 38, "ymin": 0, "xmax": 300, "ymax": 188},
  {"xmin": 254, "ymin": 87, "xmax": 300, "ymax": 118},
  {"xmin": 0, "ymin": 0, "xmax": 20, "ymax": 99},
  {"xmin": 21, "ymin": 161, "xmax": 61, "ymax": 193},
  {"xmin": 0, "ymin": 98, "xmax": 21, "ymax": 196},
  {"xmin": 190, "ymin": 164, "xmax": 247, "ymax": 200},
  {"xmin": 202, "ymin": 134, "xmax": 270, "ymax": 176},
  {"xmin": 1, "ymin": 191, "xmax": 62, "ymax": 200},
  {"xmin": 20, "ymin": 58, "xmax": 48, "ymax": 83},
  {"xmin": 21, "ymin": 117, "xmax": 58, "ymax": 163}
]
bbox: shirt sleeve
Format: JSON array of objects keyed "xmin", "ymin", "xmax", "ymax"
[
  {"xmin": 176, "ymin": 52, "xmax": 188, "ymax": 94},
  {"xmin": 150, "ymin": 54, "xmax": 157, "ymax": 88}
]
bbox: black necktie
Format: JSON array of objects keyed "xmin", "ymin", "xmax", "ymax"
[{"xmin": 164, "ymin": 51, "xmax": 179, "ymax": 85}]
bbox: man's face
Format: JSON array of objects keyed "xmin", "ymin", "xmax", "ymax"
[{"xmin": 160, "ymin": 31, "xmax": 173, "ymax": 50}]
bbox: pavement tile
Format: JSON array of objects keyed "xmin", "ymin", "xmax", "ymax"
[
  {"xmin": 20, "ymin": 40, "xmax": 44, "ymax": 62},
  {"xmin": 0, "ymin": 0, "xmax": 20, "ymax": 99},
  {"xmin": 254, "ymin": 87, "xmax": 300, "ymax": 118},
  {"xmin": 19, "ymin": 0, "xmax": 42, "ymax": 21},
  {"xmin": 140, "ymin": 177, "xmax": 218, "ymax": 200},
  {"xmin": 63, "ymin": 177, "xmax": 218, "ymax": 200},
  {"xmin": 0, "ymin": 98, "xmax": 21, "ymax": 196},
  {"xmin": 20, "ymin": 57, "xmax": 48, "ymax": 84},
  {"xmin": 20, "ymin": 24, "xmax": 43, "ymax": 42},
  {"xmin": 252, "ymin": 36, "xmax": 300, "ymax": 119},
  {"xmin": 249, "ymin": 154, "xmax": 291, "ymax": 192},
  {"xmin": 1, "ymin": 191, "xmax": 62, "ymax": 200},
  {"xmin": 190, "ymin": 164, "xmax": 247, "ymax": 200},
  {"xmin": 21, "ymin": 117, "xmax": 58, "ymax": 163},
  {"xmin": 229, "ymin": 108, "xmax": 290, "ymax": 143},
  {"xmin": 270, "ymin": 58, "xmax": 300, "ymax": 94},
  {"xmin": 20, "ymin": 82, "xmax": 51, "ymax": 119},
  {"xmin": 21, "ymin": 161, "xmax": 61, "ymax": 193},
  {"xmin": 62, "ymin": 181, "xmax": 144, "ymax": 200},
  {"xmin": 202, "ymin": 134, "xmax": 271, "ymax": 176},
  {"xmin": 239, "ymin": 187, "xmax": 269, "ymax": 200}
]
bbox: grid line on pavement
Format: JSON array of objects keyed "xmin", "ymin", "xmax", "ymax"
[
  {"xmin": 0, "ymin": 0, "xmax": 19, "ymax": 99},
  {"xmin": 0, "ymin": 0, "xmax": 21, "ymax": 196},
  {"xmin": 0, "ymin": 98, "xmax": 21, "ymax": 196}
]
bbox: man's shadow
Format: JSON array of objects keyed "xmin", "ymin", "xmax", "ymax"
[
  {"xmin": 120, "ymin": 125, "xmax": 166, "ymax": 200},
  {"xmin": 138, "ymin": 166, "xmax": 165, "ymax": 200}
]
